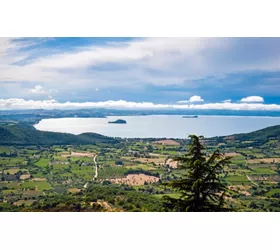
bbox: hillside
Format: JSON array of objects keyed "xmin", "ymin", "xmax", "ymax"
[
  {"xmin": 231, "ymin": 125, "xmax": 280, "ymax": 141},
  {"xmin": 211, "ymin": 125, "xmax": 280, "ymax": 146},
  {"xmin": 0, "ymin": 122, "xmax": 119, "ymax": 145}
]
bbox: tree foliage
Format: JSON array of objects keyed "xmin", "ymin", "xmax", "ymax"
[{"xmin": 163, "ymin": 135, "xmax": 231, "ymax": 212}]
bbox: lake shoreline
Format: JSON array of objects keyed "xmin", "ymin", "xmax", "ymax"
[{"xmin": 34, "ymin": 115, "xmax": 280, "ymax": 139}]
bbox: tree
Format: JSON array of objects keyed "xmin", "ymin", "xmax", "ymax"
[
  {"xmin": 147, "ymin": 144, "xmax": 153, "ymax": 152},
  {"xmin": 163, "ymin": 135, "xmax": 231, "ymax": 212}
]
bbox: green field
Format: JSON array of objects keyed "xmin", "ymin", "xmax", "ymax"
[
  {"xmin": 225, "ymin": 175, "xmax": 250, "ymax": 184},
  {"xmin": 35, "ymin": 158, "xmax": 50, "ymax": 168},
  {"xmin": 265, "ymin": 188, "xmax": 280, "ymax": 197},
  {"xmin": 251, "ymin": 167, "xmax": 277, "ymax": 175},
  {"xmin": 1, "ymin": 121, "xmax": 280, "ymax": 212}
]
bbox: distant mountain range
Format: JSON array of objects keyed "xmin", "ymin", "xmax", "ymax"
[{"xmin": 1, "ymin": 109, "xmax": 280, "ymax": 124}]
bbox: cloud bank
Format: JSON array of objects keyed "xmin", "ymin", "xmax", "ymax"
[{"xmin": 1, "ymin": 98, "xmax": 280, "ymax": 111}]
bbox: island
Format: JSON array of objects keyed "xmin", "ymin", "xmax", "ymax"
[
  {"xmin": 108, "ymin": 119, "xmax": 127, "ymax": 124},
  {"xmin": 182, "ymin": 115, "xmax": 198, "ymax": 118}
]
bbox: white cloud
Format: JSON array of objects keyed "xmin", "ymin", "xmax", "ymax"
[
  {"xmin": 1, "ymin": 38, "xmax": 217, "ymax": 90},
  {"xmin": 28, "ymin": 85, "xmax": 46, "ymax": 94},
  {"xmin": 28, "ymin": 38, "xmax": 211, "ymax": 69},
  {"xmin": 2, "ymin": 37, "xmax": 280, "ymax": 92},
  {"xmin": 25, "ymin": 85, "xmax": 58, "ymax": 96},
  {"xmin": 2, "ymin": 38, "xmax": 280, "ymax": 104},
  {"xmin": 223, "ymin": 99, "xmax": 232, "ymax": 103},
  {"xmin": 1, "ymin": 98, "xmax": 280, "ymax": 111},
  {"xmin": 189, "ymin": 95, "xmax": 204, "ymax": 102},
  {"xmin": 177, "ymin": 95, "xmax": 204, "ymax": 104},
  {"xmin": 240, "ymin": 96, "xmax": 264, "ymax": 103}
]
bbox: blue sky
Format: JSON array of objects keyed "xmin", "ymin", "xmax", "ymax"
[{"xmin": 1, "ymin": 37, "xmax": 280, "ymax": 110}]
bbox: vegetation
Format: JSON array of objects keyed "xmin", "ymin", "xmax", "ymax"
[
  {"xmin": 108, "ymin": 119, "xmax": 127, "ymax": 124},
  {"xmin": 1, "ymin": 118, "xmax": 280, "ymax": 212},
  {"xmin": 212, "ymin": 124, "xmax": 280, "ymax": 146},
  {"xmin": 163, "ymin": 135, "xmax": 230, "ymax": 211},
  {"xmin": 0, "ymin": 122, "xmax": 120, "ymax": 145}
]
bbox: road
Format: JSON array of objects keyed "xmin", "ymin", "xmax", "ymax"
[
  {"xmin": 246, "ymin": 175, "xmax": 259, "ymax": 187},
  {"xmin": 83, "ymin": 154, "xmax": 98, "ymax": 189},
  {"xmin": 93, "ymin": 154, "xmax": 98, "ymax": 180}
]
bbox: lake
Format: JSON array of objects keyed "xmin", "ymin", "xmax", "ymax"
[{"xmin": 34, "ymin": 115, "xmax": 280, "ymax": 138}]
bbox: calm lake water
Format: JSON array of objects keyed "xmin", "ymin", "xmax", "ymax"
[{"xmin": 34, "ymin": 115, "xmax": 280, "ymax": 138}]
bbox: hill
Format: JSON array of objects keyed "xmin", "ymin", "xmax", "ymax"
[
  {"xmin": 0, "ymin": 122, "xmax": 119, "ymax": 145},
  {"xmin": 211, "ymin": 125, "xmax": 280, "ymax": 146},
  {"xmin": 230, "ymin": 125, "xmax": 280, "ymax": 141}
]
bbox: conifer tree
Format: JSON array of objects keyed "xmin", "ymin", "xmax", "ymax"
[{"xmin": 163, "ymin": 135, "xmax": 231, "ymax": 212}]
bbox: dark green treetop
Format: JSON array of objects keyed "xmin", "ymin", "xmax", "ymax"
[{"xmin": 163, "ymin": 135, "xmax": 231, "ymax": 212}]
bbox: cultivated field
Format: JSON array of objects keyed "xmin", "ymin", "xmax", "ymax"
[
  {"xmin": 153, "ymin": 139, "xmax": 180, "ymax": 146},
  {"xmin": 247, "ymin": 158, "xmax": 280, "ymax": 164},
  {"xmin": 61, "ymin": 151, "xmax": 95, "ymax": 158},
  {"xmin": 108, "ymin": 174, "xmax": 160, "ymax": 186},
  {"xmin": 132, "ymin": 157, "xmax": 165, "ymax": 165},
  {"xmin": 166, "ymin": 158, "xmax": 178, "ymax": 168},
  {"xmin": 224, "ymin": 152, "xmax": 241, "ymax": 157},
  {"xmin": 1, "ymin": 128, "xmax": 280, "ymax": 212}
]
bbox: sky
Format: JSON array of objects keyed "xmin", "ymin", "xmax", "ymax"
[{"xmin": 1, "ymin": 37, "xmax": 280, "ymax": 110}]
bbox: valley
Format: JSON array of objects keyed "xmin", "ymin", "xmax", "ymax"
[{"xmin": 1, "ymin": 121, "xmax": 280, "ymax": 211}]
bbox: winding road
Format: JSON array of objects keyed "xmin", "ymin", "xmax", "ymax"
[
  {"xmin": 93, "ymin": 154, "xmax": 98, "ymax": 180},
  {"xmin": 83, "ymin": 154, "xmax": 98, "ymax": 189}
]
